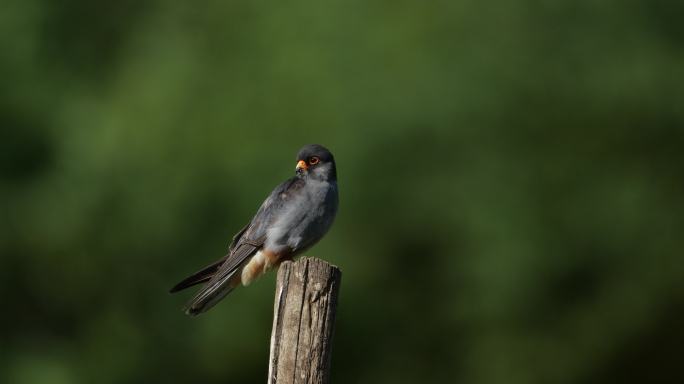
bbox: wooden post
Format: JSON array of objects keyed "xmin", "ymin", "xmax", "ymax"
[{"xmin": 268, "ymin": 257, "xmax": 342, "ymax": 384}]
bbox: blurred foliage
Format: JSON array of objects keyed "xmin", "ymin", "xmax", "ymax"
[{"xmin": 2, "ymin": 0, "xmax": 684, "ymax": 383}]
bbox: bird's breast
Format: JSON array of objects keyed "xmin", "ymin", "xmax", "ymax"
[{"xmin": 264, "ymin": 180, "xmax": 336, "ymax": 252}]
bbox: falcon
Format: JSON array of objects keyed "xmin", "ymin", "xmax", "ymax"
[{"xmin": 170, "ymin": 144, "xmax": 339, "ymax": 316}]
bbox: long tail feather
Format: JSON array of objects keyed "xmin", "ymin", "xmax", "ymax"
[
  {"xmin": 169, "ymin": 257, "xmax": 226, "ymax": 293},
  {"xmin": 184, "ymin": 267, "xmax": 242, "ymax": 316},
  {"xmin": 177, "ymin": 243, "xmax": 261, "ymax": 316}
]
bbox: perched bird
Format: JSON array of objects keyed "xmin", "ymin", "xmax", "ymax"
[{"xmin": 170, "ymin": 144, "xmax": 339, "ymax": 316}]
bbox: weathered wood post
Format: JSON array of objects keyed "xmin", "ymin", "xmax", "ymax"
[{"xmin": 268, "ymin": 257, "xmax": 342, "ymax": 384}]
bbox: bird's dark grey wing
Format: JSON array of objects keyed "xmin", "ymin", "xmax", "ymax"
[
  {"xmin": 228, "ymin": 222, "xmax": 250, "ymax": 252},
  {"xmin": 240, "ymin": 177, "xmax": 306, "ymax": 240},
  {"xmin": 184, "ymin": 177, "xmax": 306, "ymax": 315}
]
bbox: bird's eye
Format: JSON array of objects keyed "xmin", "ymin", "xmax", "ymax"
[{"xmin": 309, "ymin": 156, "xmax": 320, "ymax": 165}]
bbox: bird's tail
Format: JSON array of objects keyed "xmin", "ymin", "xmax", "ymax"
[
  {"xmin": 172, "ymin": 243, "xmax": 261, "ymax": 316},
  {"xmin": 183, "ymin": 266, "xmax": 243, "ymax": 316},
  {"xmin": 169, "ymin": 258, "xmax": 226, "ymax": 293}
]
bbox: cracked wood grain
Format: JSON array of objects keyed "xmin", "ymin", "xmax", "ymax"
[{"xmin": 268, "ymin": 257, "xmax": 342, "ymax": 384}]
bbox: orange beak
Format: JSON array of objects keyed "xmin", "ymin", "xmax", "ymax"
[{"xmin": 296, "ymin": 160, "xmax": 308, "ymax": 171}]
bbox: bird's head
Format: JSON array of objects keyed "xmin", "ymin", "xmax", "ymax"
[{"xmin": 295, "ymin": 144, "xmax": 336, "ymax": 182}]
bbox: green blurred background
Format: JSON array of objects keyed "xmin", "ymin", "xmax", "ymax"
[{"xmin": 2, "ymin": 1, "xmax": 684, "ymax": 383}]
